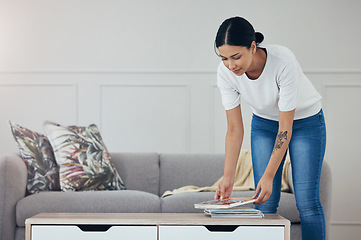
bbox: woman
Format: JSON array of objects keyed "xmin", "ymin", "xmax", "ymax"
[{"xmin": 214, "ymin": 16, "xmax": 326, "ymax": 240}]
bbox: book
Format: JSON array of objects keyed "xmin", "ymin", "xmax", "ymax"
[
  {"xmin": 194, "ymin": 197, "xmax": 256, "ymax": 209},
  {"xmin": 204, "ymin": 207, "xmax": 264, "ymax": 218}
]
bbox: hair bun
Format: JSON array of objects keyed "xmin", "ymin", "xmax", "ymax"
[{"xmin": 255, "ymin": 32, "xmax": 264, "ymax": 44}]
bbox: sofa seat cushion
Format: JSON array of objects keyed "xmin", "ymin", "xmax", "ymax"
[
  {"xmin": 16, "ymin": 190, "xmax": 161, "ymax": 227},
  {"xmin": 161, "ymin": 191, "xmax": 300, "ymax": 223}
]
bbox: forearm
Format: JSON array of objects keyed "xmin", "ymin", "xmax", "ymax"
[
  {"xmin": 262, "ymin": 110, "xmax": 295, "ymax": 178},
  {"xmin": 223, "ymin": 129, "xmax": 244, "ymax": 178},
  {"xmin": 215, "ymin": 106, "xmax": 244, "ymax": 200},
  {"xmin": 264, "ymin": 129, "xmax": 292, "ymax": 178}
]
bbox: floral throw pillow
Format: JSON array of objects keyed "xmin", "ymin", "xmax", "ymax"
[
  {"xmin": 9, "ymin": 121, "xmax": 60, "ymax": 194},
  {"xmin": 43, "ymin": 120, "xmax": 126, "ymax": 191}
]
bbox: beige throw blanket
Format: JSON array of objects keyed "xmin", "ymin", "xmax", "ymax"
[{"xmin": 162, "ymin": 150, "xmax": 291, "ymax": 198}]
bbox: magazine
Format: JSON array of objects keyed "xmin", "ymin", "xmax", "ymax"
[
  {"xmin": 204, "ymin": 207, "xmax": 264, "ymax": 218},
  {"xmin": 194, "ymin": 197, "xmax": 256, "ymax": 209}
]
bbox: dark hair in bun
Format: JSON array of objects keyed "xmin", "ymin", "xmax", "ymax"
[
  {"xmin": 215, "ymin": 16, "xmax": 264, "ymax": 51},
  {"xmin": 255, "ymin": 32, "xmax": 264, "ymax": 45}
]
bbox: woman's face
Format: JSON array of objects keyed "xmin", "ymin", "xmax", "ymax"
[{"xmin": 218, "ymin": 44, "xmax": 256, "ymax": 76}]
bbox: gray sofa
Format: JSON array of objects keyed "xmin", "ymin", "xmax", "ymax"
[{"xmin": 0, "ymin": 152, "xmax": 332, "ymax": 240}]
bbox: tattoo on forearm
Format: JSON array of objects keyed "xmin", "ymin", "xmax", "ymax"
[{"xmin": 272, "ymin": 131, "xmax": 288, "ymax": 155}]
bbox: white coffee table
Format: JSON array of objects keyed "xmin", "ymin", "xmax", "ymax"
[{"xmin": 26, "ymin": 213, "xmax": 290, "ymax": 240}]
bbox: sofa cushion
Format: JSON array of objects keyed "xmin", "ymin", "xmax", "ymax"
[
  {"xmin": 43, "ymin": 121, "xmax": 125, "ymax": 191},
  {"xmin": 16, "ymin": 190, "xmax": 161, "ymax": 227},
  {"xmin": 9, "ymin": 121, "xmax": 60, "ymax": 194},
  {"xmin": 109, "ymin": 153, "xmax": 160, "ymax": 196},
  {"xmin": 159, "ymin": 153, "xmax": 224, "ymax": 196},
  {"xmin": 162, "ymin": 191, "xmax": 300, "ymax": 223}
]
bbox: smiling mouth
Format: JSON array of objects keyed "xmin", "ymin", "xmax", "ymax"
[{"xmin": 232, "ymin": 69, "xmax": 241, "ymax": 74}]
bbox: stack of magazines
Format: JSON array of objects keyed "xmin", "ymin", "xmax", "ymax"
[
  {"xmin": 194, "ymin": 198, "xmax": 264, "ymax": 218},
  {"xmin": 204, "ymin": 208, "xmax": 264, "ymax": 218}
]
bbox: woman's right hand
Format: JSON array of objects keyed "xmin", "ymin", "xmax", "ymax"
[{"xmin": 214, "ymin": 177, "xmax": 234, "ymax": 200}]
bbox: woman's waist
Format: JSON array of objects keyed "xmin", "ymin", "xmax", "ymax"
[{"xmin": 252, "ymin": 108, "xmax": 324, "ymax": 130}]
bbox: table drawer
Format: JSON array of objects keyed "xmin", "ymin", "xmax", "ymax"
[
  {"xmin": 32, "ymin": 225, "xmax": 157, "ymax": 240},
  {"xmin": 159, "ymin": 225, "xmax": 284, "ymax": 240}
]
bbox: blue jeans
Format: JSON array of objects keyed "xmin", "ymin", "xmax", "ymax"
[{"xmin": 251, "ymin": 109, "xmax": 326, "ymax": 240}]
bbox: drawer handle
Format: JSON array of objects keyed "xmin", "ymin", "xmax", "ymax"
[
  {"xmin": 77, "ymin": 225, "xmax": 112, "ymax": 232},
  {"xmin": 205, "ymin": 225, "xmax": 238, "ymax": 232}
]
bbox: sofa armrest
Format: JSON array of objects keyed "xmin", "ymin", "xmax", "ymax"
[
  {"xmin": 319, "ymin": 160, "xmax": 332, "ymax": 239},
  {"xmin": 0, "ymin": 154, "xmax": 27, "ymax": 240},
  {"xmin": 287, "ymin": 163, "xmax": 293, "ymax": 193}
]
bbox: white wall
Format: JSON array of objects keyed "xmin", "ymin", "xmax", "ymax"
[{"xmin": 1, "ymin": 0, "xmax": 361, "ymax": 239}]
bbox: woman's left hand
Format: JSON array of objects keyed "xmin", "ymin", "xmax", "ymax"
[{"xmin": 253, "ymin": 175, "xmax": 273, "ymax": 205}]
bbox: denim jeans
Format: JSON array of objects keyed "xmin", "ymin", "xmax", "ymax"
[{"xmin": 251, "ymin": 109, "xmax": 326, "ymax": 240}]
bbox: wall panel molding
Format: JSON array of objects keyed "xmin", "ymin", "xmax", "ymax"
[
  {"xmin": 1, "ymin": 69, "xmax": 361, "ymax": 75},
  {"xmin": 0, "ymin": 82, "xmax": 79, "ymax": 123},
  {"xmin": 98, "ymin": 82, "xmax": 191, "ymax": 131},
  {"xmin": 323, "ymin": 83, "xmax": 361, "ymax": 228},
  {"xmin": 331, "ymin": 222, "xmax": 361, "ymax": 226},
  {"xmin": 0, "ymin": 82, "xmax": 78, "ymax": 87},
  {"xmin": 210, "ymin": 83, "xmax": 219, "ymax": 152},
  {"xmin": 322, "ymin": 83, "xmax": 361, "ymax": 114},
  {"xmin": 98, "ymin": 83, "xmax": 192, "ymax": 152}
]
